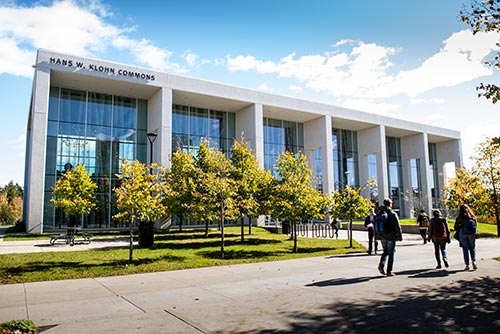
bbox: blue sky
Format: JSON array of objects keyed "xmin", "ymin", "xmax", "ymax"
[{"xmin": 1, "ymin": 0, "xmax": 499, "ymax": 186}]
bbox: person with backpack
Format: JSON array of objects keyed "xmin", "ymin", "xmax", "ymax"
[
  {"xmin": 376, "ymin": 198, "xmax": 403, "ymax": 277},
  {"xmin": 364, "ymin": 208, "xmax": 379, "ymax": 255},
  {"xmin": 417, "ymin": 209, "xmax": 430, "ymax": 244},
  {"xmin": 427, "ymin": 209, "xmax": 450, "ymax": 269},
  {"xmin": 454, "ymin": 204, "xmax": 478, "ymax": 271}
]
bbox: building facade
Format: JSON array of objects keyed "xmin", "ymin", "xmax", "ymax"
[{"xmin": 24, "ymin": 49, "xmax": 462, "ymax": 233}]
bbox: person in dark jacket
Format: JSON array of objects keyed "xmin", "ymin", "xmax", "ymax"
[
  {"xmin": 377, "ymin": 198, "xmax": 403, "ymax": 277},
  {"xmin": 427, "ymin": 209, "xmax": 450, "ymax": 269},
  {"xmin": 454, "ymin": 204, "xmax": 478, "ymax": 271},
  {"xmin": 364, "ymin": 208, "xmax": 378, "ymax": 255}
]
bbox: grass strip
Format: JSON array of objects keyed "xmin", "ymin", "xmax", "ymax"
[{"xmin": 0, "ymin": 227, "xmax": 364, "ymax": 284}]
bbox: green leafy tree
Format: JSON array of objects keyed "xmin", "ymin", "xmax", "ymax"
[
  {"xmin": 113, "ymin": 161, "xmax": 168, "ymax": 263},
  {"xmin": 1, "ymin": 181, "xmax": 23, "ymax": 202},
  {"xmin": 50, "ymin": 164, "xmax": 97, "ymax": 227},
  {"xmin": 443, "ymin": 167, "xmax": 490, "ymax": 217},
  {"xmin": 166, "ymin": 147, "xmax": 197, "ymax": 231},
  {"xmin": 272, "ymin": 151, "xmax": 327, "ymax": 253},
  {"xmin": 460, "ymin": 0, "xmax": 500, "ymax": 103},
  {"xmin": 329, "ymin": 183, "xmax": 373, "ymax": 248},
  {"xmin": 194, "ymin": 141, "xmax": 238, "ymax": 259},
  {"xmin": 230, "ymin": 138, "xmax": 263, "ymax": 241},
  {"xmin": 473, "ymin": 137, "xmax": 500, "ymax": 236}
]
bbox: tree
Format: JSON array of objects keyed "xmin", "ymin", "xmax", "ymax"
[
  {"xmin": 461, "ymin": 0, "xmax": 500, "ymax": 103},
  {"xmin": 473, "ymin": 137, "xmax": 500, "ymax": 236},
  {"xmin": 329, "ymin": 183, "xmax": 373, "ymax": 248},
  {"xmin": 272, "ymin": 151, "xmax": 327, "ymax": 253},
  {"xmin": 166, "ymin": 147, "xmax": 197, "ymax": 232},
  {"xmin": 230, "ymin": 138, "xmax": 262, "ymax": 241},
  {"xmin": 193, "ymin": 141, "xmax": 238, "ymax": 259},
  {"xmin": 50, "ymin": 164, "xmax": 97, "ymax": 227},
  {"xmin": 1, "ymin": 181, "xmax": 23, "ymax": 202},
  {"xmin": 442, "ymin": 167, "xmax": 490, "ymax": 217},
  {"xmin": 113, "ymin": 161, "xmax": 168, "ymax": 263},
  {"xmin": 0, "ymin": 194, "xmax": 14, "ymax": 225}
]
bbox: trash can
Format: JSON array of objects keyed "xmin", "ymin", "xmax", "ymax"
[
  {"xmin": 138, "ymin": 221, "xmax": 155, "ymax": 248},
  {"xmin": 282, "ymin": 221, "xmax": 290, "ymax": 235}
]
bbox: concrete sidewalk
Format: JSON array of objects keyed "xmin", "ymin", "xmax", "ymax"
[{"xmin": 0, "ymin": 231, "xmax": 499, "ymax": 333}]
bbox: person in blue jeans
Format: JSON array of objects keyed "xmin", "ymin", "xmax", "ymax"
[
  {"xmin": 427, "ymin": 209, "xmax": 450, "ymax": 269},
  {"xmin": 454, "ymin": 204, "xmax": 478, "ymax": 271},
  {"xmin": 377, "ymin": 198, "xmax": 403, "ymax": 277}
]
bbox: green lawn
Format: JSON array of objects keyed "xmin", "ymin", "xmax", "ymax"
[{"xmin": 0, "ymin": 227, "xmax": 364, "ymax": 285}]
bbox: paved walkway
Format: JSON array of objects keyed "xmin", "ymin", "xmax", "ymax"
[{"xmin": 0, "ymin": 229, "xmax": 499, "ymax": 333}]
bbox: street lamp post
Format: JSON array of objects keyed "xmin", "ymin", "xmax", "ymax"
[{"xmin": 147, "ymin": 132, "xmax": 158, "ymax": 173}]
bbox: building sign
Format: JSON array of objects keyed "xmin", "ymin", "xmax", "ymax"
[{"xmin": 48, "ymin": 57, "xmax": 156, "ymax": 81}]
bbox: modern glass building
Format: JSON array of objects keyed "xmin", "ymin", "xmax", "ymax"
[{"xmin": 24, "ymin": 49, "xmax": 462, "ymax": 232}]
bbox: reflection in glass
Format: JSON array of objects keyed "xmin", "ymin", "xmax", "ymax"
[{"xmin": 43, "ymin": 87, "xmax": 147, "ymax": 230}]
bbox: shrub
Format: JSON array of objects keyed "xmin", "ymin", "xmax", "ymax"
[{"xmin": 0, "ymin": 319, "xmax": 37, "ymax": 334}]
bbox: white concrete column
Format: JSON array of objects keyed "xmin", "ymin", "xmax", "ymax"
[
  {"xmin": 148, "ymin": 87, "xmax": 172, "ymax": 168},
  {"xmin": 436, "ymin": 138, "xmax": 463, "ymax": 202},
  {"xmin": 358, "ymin": 125, "xmax": 388, "ymax": 204},
  {"xmin": 235, "ymin": 103, "xmax": 264, "ymax": 168},
  {"xmin": 25, "ymin": 65, "xmax": 51, "ymax": 233},
  {"xmin": 401, "ymin": 133, "xmax": 431, "ymax": 218},
  {"xmin": 304, "ymin": 115, "xmax": 333, "ymax": 194}
]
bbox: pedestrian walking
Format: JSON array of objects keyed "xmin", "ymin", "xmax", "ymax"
[
  {"xmin": 376, "ymin": 198, "xmax": 403, "ymax": 277},
  {"xmin": 427, "ymin": 209, "xmax": 450, "ymax": 269},
  {"xmin": 364, "ymin": 208, "xmax": 378, "ymax": 255},
  {"xmin": 417, "ymin": 209, "xmax": 430, "ymax": 244},
  {"xmin": 454, "ymin": 204, "xmax": 478, "ymax": 271}
]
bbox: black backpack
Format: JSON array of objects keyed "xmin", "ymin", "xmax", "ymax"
[
  {"xmin": 420, "ymin": 215, "xmax": 429, "ymax": 228},
  {"xmin": 374, "ymin": 209, "xmax": 392, "ymax": 235}
]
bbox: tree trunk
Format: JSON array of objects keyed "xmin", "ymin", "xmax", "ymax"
[
  {"xmin": 240, "ymin": 216, "xmax": 245, "ymax": 242},
  {"xmin": 129, "ymin": 214, "xmax": 134, "ymax": 263},
  {"xmin": 205, "ymin": 220, "xmax": 209, "ymax": 237},
  {"xmin": 349, "ymin": 219, "xmax": 353, "ymax": 248},
  {"xmin": 179, "ymin": 213, "xmax": 183, "ymax": 232},
  {"xmin": 221, "ymin": 204, "xmax": 225, "ymax": 259},
  {"xmin": 293, "ymin": 220, "xmax": 297, "ymax": 253}
]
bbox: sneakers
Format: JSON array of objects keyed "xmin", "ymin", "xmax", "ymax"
[
  {"xmin": 435, "ymin": 264, "xmax": 442, "ymax": 269},
  {"xmin": 472, "ymin": 262, "xmax": 478, "ymax": 270},
  {"xmin": 378, "ymin": 264, "xmax": 385, "ymax": 275},
  {"xmin": 443, "ymin": 258, "xmax": 449, "ymax": 268},
  {"xmin": 464, "ymin": 265, "xmax": 470, "ymax": 271},
  {"xmin": 386, "ymin": 272, "xmax": 395, "ymax": 277}
]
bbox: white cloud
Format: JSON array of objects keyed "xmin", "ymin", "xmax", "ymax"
[
  {"xmin": 426, "ymin": 113, "xmax": 445, "ymax": 120},
  {"xmin": 461, "ymin": 123, "xmax": 500, "ymax": 168},
  {"xmin": 378, "ymin": 30, "xmax": 497, "ymax": 98},
  {"xmin": 289, "ymin": 85, "xmax": 302, "ymax": 93},
  {"xmin": 257, "ymin": 83, "xmax": 275, "ymax": 92},
  {"xmin": 0, "ymin": 0, "xmax": 188, "ymax": 76},
  {"xmin": 226, "ymin": 29, "xmax": 500, "ymax": 100},
  {"xmin": 182, "ymin": 50, "xmax": 210, "ymax": 68},
  {"xmin": 410, "ymin": 97, "xmax": 446, "ymax": 105}
]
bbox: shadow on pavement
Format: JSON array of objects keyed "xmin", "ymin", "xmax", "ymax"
[
  {"xmin": 230, "ymin": 276, "xmax": 500, "ymax": 334},
  {"xmin": 306, "ymin": 275, "xmax": 385, "ymax": 287}
]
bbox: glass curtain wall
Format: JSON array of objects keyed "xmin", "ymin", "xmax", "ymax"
[
  {"xmin": 171, "ymin": 104, "xmax": 235, "ymax": 155},
  {"xmin": 428, "ymin": 143, "xmax": 440, "ymax": 208},
  {"xmin": 410, "ymin": 158, "xmax": 422, "ymax": 216},
  {"xmin": 263, "ymin": 118, "xmax": 304, "ymax": 175},
  {"xmin": 170, "ymin": 104, "xmax": 235, "ymax": 227},
  {"xmin": 367, "ymin": 154, "xmax": 379, "ymax": 203},
  {"xmin": 44, "ymin": 87, "xmax": 147, "ymax": 231},
  {"xmin": 386, "ymin": 137, "xmax": 403, "ymax": 213},
  {"xmin": 332, "ymin": 128, "xmax": 359, "ymax": 191}
]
